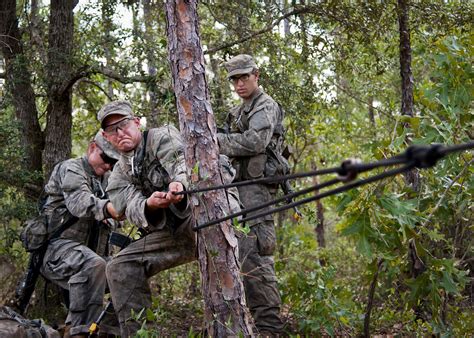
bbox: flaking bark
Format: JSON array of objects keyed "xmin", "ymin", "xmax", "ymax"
[{"xmin": 165, "ymin": 1, "xmax": 253, "ymax": 335}]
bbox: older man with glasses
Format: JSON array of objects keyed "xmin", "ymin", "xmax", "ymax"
[
  {"xmin": 37, "ymin": 132, "xmax": 122, "ymax": 337},
  {"xmin": 217, "ymin": 54, "xmax": 286, "ymax": 335},
  {"xmin": 97, "ymin": 100, "xmax": 197, "ymax": 337}
]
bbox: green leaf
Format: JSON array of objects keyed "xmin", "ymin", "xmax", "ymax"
[
  {"xmin": 233, "ymin": 219, "xmax": 250, "ymax": 236},
  {"xmin": 146, "ymin": 308, "xmax": 155, "ymax": 321},
  {"xmin": 192, "ymin": 162, "xmax": 199, "ymax": 176},
  {"xmin": 357, "ymin": 235, "xmax": 372, "ymax": 258},
  {"xmin": 440, "ymin": 271, "xmax": 458, "ymax": 293}
]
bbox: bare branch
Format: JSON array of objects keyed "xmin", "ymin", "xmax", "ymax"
[
  {"xmin": 205, "ymin": 5, "xmax": 324, "ymax": 54},
  {"xmin": 75, "ymin": 78, "xmax": 114, "ymax": 100},
  {"xmin": 59, "ymin": 64, "xmax": 155, "ymax": 96}
]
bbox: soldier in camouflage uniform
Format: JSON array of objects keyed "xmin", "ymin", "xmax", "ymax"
[
  {"xmin": 217, "ymin": 54, "xmax": 285, "ymax": 334},
  {"xmin": 40, "ymin": 132, "xmax": 122, "ymax": 337},
  {"xmin": 98, "ymin": 101, "xmax": 197, "ymax": 337}
]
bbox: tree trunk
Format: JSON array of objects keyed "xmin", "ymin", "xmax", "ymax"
[
  {"xmin": 165, "ymin": 1, "xmax": 253, "ymax": 336},
  {"xmin": 30, "ymin": 0, "xmax": 48, "ymax": 64},
  {"xmin": 397, "ymin": 0, "xmax": 419, "ymax": 192},
  {"xmin": 363, "ymin": 258, "xmax": 383, "ymax": 338},
  {"xmin": 143, "ymin": 0, "xmax": 162, "ymax": 128},
  {"xmin": 101, "ymin": 0, "xmax": 116, "ymax": 99},
  {"xmin": 398, "ymin": 0, "xmax": 426, "ymax": 320},
  {"xmin": 311, "ymin": 161, "xmax": 326, "ymax": 249},
  {"xmin": 368, "ymin": 95, "xmax": 376, "ymax": 129},
  {"xmin": 43, "ymin": 0, "xmax": 77, "ymax": 179},
  {"xmin": 0, "ymin": 0, "xmax": 44, "ymax": 181}
]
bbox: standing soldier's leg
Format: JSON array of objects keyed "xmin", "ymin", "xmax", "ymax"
[{"xmin": 239, "ymin": 220, "xmax": 284, "ymax": 334}]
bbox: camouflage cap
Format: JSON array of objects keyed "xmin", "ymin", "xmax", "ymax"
[
  {"xmin": 94, "ymin": 131, "xmax": 120, "ymax": 160},
  {"xmin": 224, "ymin": 54, "xmax": 258, "ymax": 78},
  {"xmin": 97, "ymin": 100, "xmax": 134, "ymax": 128}
]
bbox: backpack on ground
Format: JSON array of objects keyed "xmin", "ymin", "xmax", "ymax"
[{"xmin": 0, "ymin": 306, "xmax": 60, "ymax": 338}]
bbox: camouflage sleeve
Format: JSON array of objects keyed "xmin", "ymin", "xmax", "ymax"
[
  {"xmin": 217, "ymin": 99, "xmax": 278, "ymax": 157},
  {"xmin": 60, "ymin": 159, "xmax": 108, "ymax": 221},
  {"xmin": 151, "ymin": 126, "xmax": 188, "ymax": 188},
  {"xmin": 106, "ymin": 163, "xmax": 156, "ymax": 229}
]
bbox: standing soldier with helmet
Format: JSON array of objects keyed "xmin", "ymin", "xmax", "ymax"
[{"xmin": 217, "ymin": 54, "xmax": 286, "ymax": 335}]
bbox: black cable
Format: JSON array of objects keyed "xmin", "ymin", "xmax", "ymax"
[
  {"xmin": 177, "ymin": 154, "xmax": 406, "ymax": 196},
  {"xmin": 193, "ymin": 177, "xmax": 342, "ymax": 231},
  {"xmin": 440, "ymin": 141, "xmax": 474, "ymax": 156},
  {"xmin": 174, "ymin": 166, "xmax": 340, "ymax": 196},
  {"xmin": 180, "ymin": 142, "xmax": 474, "ymax": 197},
  {"xmin": 239, "ymin": 163, "xmax": 415, "ymax": 224},
  {"xmin": 188, "ymin": 142, "xmax": 474, "ymax": 230}
]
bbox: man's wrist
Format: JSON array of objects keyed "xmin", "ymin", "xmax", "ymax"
[{"xmin": 103, "ymin": 201, "xmax": 111, "ymax": 219}]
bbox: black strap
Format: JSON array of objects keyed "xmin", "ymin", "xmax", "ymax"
[
  {"xmin": 132, "ymin": 130, "xmax": 149, "ymax": 179},
  {"xmin": 48, "ymin": 215, "xmax": 79, "ymax": 242}
]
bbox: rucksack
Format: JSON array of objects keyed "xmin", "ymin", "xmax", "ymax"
[
  {"xmin": 20, "ymin": 162, "xmax": 80, "ymax": 252},
  {"xmin": 0, "ymin": 306, "xmax": 60, "ymax": 338},
  {"xmin": 19, "ymin": 214, "xmax": 50, "ymax": 252}
]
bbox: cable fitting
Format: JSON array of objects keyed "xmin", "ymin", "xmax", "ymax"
[
  {"xmin": 338, "ymin": 158, "xmax": 362, "ymax": 182},
  {"xmin": 405, "ymin": 144, "xmax": 443, "ymax": 168}
]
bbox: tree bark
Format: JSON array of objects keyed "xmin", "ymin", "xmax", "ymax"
[
  {"xmin": 0, "ymin": 0, "xmax": 44, "ymax": 179},
  {"xmin": 397, "ymin": 0, "xmax": 419, "ymax": 192},
  {"xmin": 311, "ymin": 161, "xmax": 326, "ymax": 249},
  {"xmin": 43, "ymin": 0, "xmax": 77, "ymax": 179},
  {"xmin": 101, "ymin": 0, "xmax": 116, "ymax": 99},
  {"xmin": 143, "ymin": 0, "xmax": 162, "ymax": 128},
  {"xmin": 363, "ymin": 258, "xmax": 383, "ymax": 338},
  {"xmin": 398, "ymin": 0, "xmax": 426, "ymax": 320},
  {"xmin": 165, "ymin": 1, "xmax": 253, "ymax": 336}
]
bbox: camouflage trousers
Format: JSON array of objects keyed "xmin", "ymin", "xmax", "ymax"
[
  {"xmin": 40, "ymin": 239, "xmax": 119, "ymax": 336},
  {"xmin": 238, "ymin": 220, "xmax": 284, "ymax": 334},
  {"xmin": 106, "ymin": 226, "xmax": 196, "ymax": 337}
]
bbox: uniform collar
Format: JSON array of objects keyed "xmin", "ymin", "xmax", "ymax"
[
  {"xmin": 82, "ymin": 156, "xmax": 98, "ymax": 178},
  {"xmin": 242, "ymin": 87, "xmax": 263, "ymax": 112}
]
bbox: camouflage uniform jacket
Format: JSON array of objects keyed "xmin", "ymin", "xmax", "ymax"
[
  {"xmin": 217, "ymin": 87, "xmax": 284, "ymax": 226},
  {"xmin": 106, "ymin": 126, "xmax": 190, "ymax": 231},
  {"xmin": 42, "ymin": 157, "xmax": 113, "ymax": 256}
]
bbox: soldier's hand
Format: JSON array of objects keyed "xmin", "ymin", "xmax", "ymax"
[
  {"xmin": 146, "ymin": 191, "xmax": 171, "ymax": 209},
  {"xmin": 106, "ymin": 202, "xmax": 126, "ymax": 220},
  {"xmin": 167, "ymin": 182, "xmax": 184, "ymax": 204}
]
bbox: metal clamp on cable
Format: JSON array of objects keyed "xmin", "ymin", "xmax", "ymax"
[
  {"xmin": 404, "ymin": 144, "xmax": 443, "ymax": 169},
  {"xmin": 338, "ymin": 158, "xmax": 362, "ymax": 182}
]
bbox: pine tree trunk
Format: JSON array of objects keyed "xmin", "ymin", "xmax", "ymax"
[{"xmin": 165, "ymin": 1, "xmax": 253, "ymax": 335}]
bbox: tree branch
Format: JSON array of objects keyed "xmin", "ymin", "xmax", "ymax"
[
  {"xmin": 59, "ymin": 65, "xmax": 156, "ymax": 96},
  {"xmin": 205, "ymin": 5, "xmax": 324, "ymax": 54},
  {"xmin": 75, "ymin": 78, "xmax": 114, "ymax": 100}
]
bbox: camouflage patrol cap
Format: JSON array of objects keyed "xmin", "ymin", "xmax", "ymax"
[
  {"xmin": 94, "ymin": 131, "xmax": 120, "ymax": 160},
  {"xmin": 224, "ymin": 54, "xmax": 258, "ymax": 78},
  {"xmin": 97, "ymin": 100, "xmax": 134, "ymax": 128}
]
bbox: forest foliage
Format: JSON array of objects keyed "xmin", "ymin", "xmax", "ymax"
[{"xmin": 0, "ymin": 0, "xmax": 473, "ymax": 336}]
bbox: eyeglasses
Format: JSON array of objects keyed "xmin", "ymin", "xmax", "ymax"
[
  {"xmin": 103, "ymin": 118, "xmax": 133, "ymax": 135},
  {"xmin": 98, "ymin": 149, "xmax": 118, "ymax": 166},
  {"xmin": 229, "ymin": 74, "xmax": 251, "ymax": 84}
]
